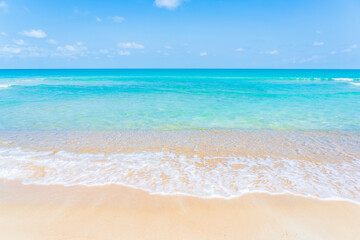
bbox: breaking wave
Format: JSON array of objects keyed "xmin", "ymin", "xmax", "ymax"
[{"xmin": 0, "ymin": 145, "xmax": 359, "ymax": 203}]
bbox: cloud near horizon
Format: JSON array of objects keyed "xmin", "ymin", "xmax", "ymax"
[
  {"xmin": 118, "ymin": 50, "xmax": 131, "ymax": 56},
  {"xmin": 55, "ymin": 42, "xmax": 88, "ymax": 57},
  {"xmin": 342, "ymin": 44, "xmax": 358, "ymax": 53},
  {"xmin": 118, "ymin": 42, "xmax": 144, "ymax": 49},
  {"xmin": 265, "ymin": 50, "xmax": 279, "ymax": 55},
  {"xmin": 13, "ymin": 39, "xmax": 26, "ymax": 45},
  {"xmin": 0, "ymin": 1, "xmax": 7, "ymax": 8},
  {"xmin": 47, "ymin": 39, "xmax": 57, "ymax": 44},
  {"xmin": 110, "ymin": 16, "xmax": 124, "ymax": 23},
  {"xmin": 0, "ymin": 46, "xmax": 21, "ymax": 54},
  {"xmin": 313, "ymin": 41, "xmax": 324, "ymax": 46},
  {"xmin": 0, "ymin": 45, "xmax": 48, "ymax": 58},
  {"xmin": 21, "ymin": 29, "xmax": 47, "ymax": 38}
]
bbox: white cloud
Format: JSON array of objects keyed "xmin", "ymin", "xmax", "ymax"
[
  {"xmin": 0, "ymin": 1, "xmax": 7, "ymax": 8},
  {"xmin": 155, "ymin": 0, "xmax": 183, "ymax": 9},
  {"xmin": 351, "ymin": 44, "xmax": 358, "ymax": 49},
  {"xmin": 0, "ymin": 45, "xmax": 50, "ymax": 58},
  {"xmin": 118, "ymin": 42, "xmax": 144, "ymax": 49},
  {"xmin": 74, "ymin": 9, "xmax": 89, "ymax": 15},
  {"xmin": 100, "ymin": 49, "xmax": 109, "ymax": 54},
  {"xmin": 236, "ymin": 48, "xmax": 244, "ymax": 52},
  {"xmin": 118, "ymin": 50, "xmax": 131, "ymax": 56},
  {"xmin": 110, "ymin": 16, "xmax": 124, "ymax": 23},
  {"xmin": 301, "ymin": 55, "xmax": 320, "ymax": 63},
  {"xmin": 96, "ymin": 17, "xmax": 101, "ymax": 22},
  {"xmin": 23, "ymin": 6, "xmax": 30, "ymax": 13},
  {"xmin": 56, "ymin": 43, "xmax": 88, "ymax": 57},
  {"xmin": 13, "ymin": 39, "xmax": 26, "ymax": 45},
  {"xmin": 47, "ymin": 39, "xmax": 57, "ymax": 44},
  {"xmin": 200, "ymin": 52, "xmax": 208, "ymax": 56},
  {"xmin": 0, "ymin": 46, "xmax": 21, "ymax": 54},
  {"xmin": 21, "ymin": 29, "xmax": 47, "ymax": 38},
  {"xmin": 57, "ymin": 45, "xmax": 76, "ymax": 51},
  {"xmin": 284, "ymin": 55, "xmax": 321, "ymax": 64},
  {"xmin": 20, "ymin": 46, "xmax": 47, "ymax": 57},
  {"xmin": 313, "ymin": 41, "xmax": 324, "ymax": 46},
  {"xmin": 342, "ymin": 44, "xmax": 358, "ymax": 53},
  {"xmin": 329, "ymin": 51, "xmax": 337, "ymax": 55},
  {"xmin": 316, "ymin": 30, "xmax": 322, "ymax": 34},
  {"xmin": 265, "ymin": 50, "xmax": 279, "ymax": 55},
  {"xmin": 1, "ymin": 32, "xmax": 8, "ymax": 36}
]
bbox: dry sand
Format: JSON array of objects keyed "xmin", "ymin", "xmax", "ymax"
[{"xmin": 0, "ymin": 180, "xmax": 359, "ymax": 240}]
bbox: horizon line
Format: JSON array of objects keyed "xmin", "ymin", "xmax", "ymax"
[{"xmin": 0, "ymin": 68, "xmax": 360, "ymax": 70}]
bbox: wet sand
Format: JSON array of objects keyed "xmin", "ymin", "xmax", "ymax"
[
  {"xmin": 0, "ymin": 180, "xmax": 359, "ymax": 240},
  {"xmin": 2, "ymin": 130, "xmax": 360, "ymax": 163}
]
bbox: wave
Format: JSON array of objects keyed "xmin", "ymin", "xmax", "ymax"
[
  {"xmin": 0, "ymin": 79, "xmax": 152, "ymax": 88},
  {"xmin": 331, "ymin": 78, "xmax": 360, "ymax": 87},
  {"xmin": 0, "ymin": 84, "xmax": 12, "ymax": 89},
  {"xmin": 0, "ymin": 145, "xmax": 359, "ymax": 203},
  {"xmin": 350, "ymin": 82, "xmax": 360, "ymax": 87},
  {"xmin": 1, "ymin": 76, "xmax": 360, "ymax": 89},
  {"xmin": 332, "ymin": 78, "xmax": 354, "ymax": 82}
]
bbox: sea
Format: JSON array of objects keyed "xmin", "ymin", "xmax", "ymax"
[{"xmin": 0, "ymin": 69, "xmax": 359, "ymax": 202}]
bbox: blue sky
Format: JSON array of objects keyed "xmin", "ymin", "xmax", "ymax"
[{"xmin": 0, "ymin": 0, "xmax": 359, "ymax": 68}]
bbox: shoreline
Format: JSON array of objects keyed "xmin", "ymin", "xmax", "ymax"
[
  {"xmin": 1, "ymin": 180, "xmax": 360, "ymax": 240},
  {"xmin": 1, "ymin": 130, "xmax": 360, "ymax": 203},
  {"xmin": 12, "ymin": 181, "xmax": 360, "ymax": 206}
]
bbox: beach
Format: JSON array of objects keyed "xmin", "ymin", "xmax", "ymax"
[
  {"xmin": 1, "ymin": 130, "xmax": 359, "ymax": 201},
  {"xmin": 1, "ymin": 69, "xmax": 360, "ymax": 239},
  {"xmin": 1, "ymin": 180, "xmax": 360, "ymax": 240}
]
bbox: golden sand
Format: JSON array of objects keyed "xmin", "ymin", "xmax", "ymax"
[{"xmin": 0, "ymin": 180, "xmax": 359, "ymax": 240}]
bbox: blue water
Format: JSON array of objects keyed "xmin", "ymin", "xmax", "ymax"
[{"xmin": 0, "ymin": 69, "xmax": 359, "ymax": 131}]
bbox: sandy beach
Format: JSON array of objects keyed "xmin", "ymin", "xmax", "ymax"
[
  {"xmin": 2, "ymin": 0, "xmax": 360, "ymax": 239},
  {"xmin": 0, "ymin": 180, "xmax": 359, "ymax": 240}
]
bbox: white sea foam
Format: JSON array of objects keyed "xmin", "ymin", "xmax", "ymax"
[
  {"xmin": 0, "ymin": 84, "xmax": 12, "ymax": 88},
  {"xmin": 332, "ymin": 78, "xmax": 354, "ymax": 82},
  {"xmin": 0, "ymin": 145, "xmax": 359, "ymax": 203},
  {"xmin": 350, "ymin": 82, "xmax": 360, "ymax": 86}
]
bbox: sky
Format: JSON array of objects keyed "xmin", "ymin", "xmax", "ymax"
[{"xmin": 0, "ymin": 0, "xmax": 360, "ymax": 69}]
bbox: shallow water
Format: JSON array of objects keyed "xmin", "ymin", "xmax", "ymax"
[{"xmin": 0, "ymin": 130, "xmax": 359, "ymax": 202}]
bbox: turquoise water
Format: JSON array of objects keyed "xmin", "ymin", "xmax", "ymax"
[{"xmin": 0, "ymin": 69, "xmax": 360, "ymax": 130}]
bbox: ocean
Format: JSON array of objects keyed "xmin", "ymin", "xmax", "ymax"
[{"xmin": 0, "ymin": 69, "xmax": 359, "ymax": 202}]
